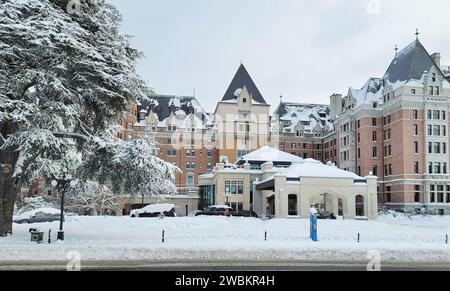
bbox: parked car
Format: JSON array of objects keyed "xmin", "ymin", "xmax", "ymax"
[
  {"xmin": 188, "ymin": 210, "xmax": 204, "ymax": 217},
  {"xmin": 14, "ymin": 208, "xmax": 62, "ymax": 224},
  {"xmin": 202, "ymin": 205, "xmax": 233, "ymax": 216},
  {"xmin": 317, "ymin": 211, "xmax": 337, "ymax": 220},
  {"xmin": 232, "ymin": 210, "xmax": 258, "ymax": 218},
  {"xmin": 130, "ymin": 204, "xmax": 176, "ymax": 218}
]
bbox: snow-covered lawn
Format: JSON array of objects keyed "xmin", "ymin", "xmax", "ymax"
[{"xmin": 1, "ymin": 214, "xmax": 449, "ymax": 263}]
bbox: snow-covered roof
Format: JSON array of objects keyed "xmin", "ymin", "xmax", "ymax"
[
  {"xmin": 137, "ymin": 94, "xmax": 212, "ymax": 129},
  {"xmin": 349, "ymin": 78, "xmax": 384, "ymax": 107},
  {"xmin": 280, "ymin": 160, "xmax": 362, "ymax": 179},
  {"xmin": 237, "ymin": 146, "xmax": 303, "ymax": 164},
  {"xmin": 274, "ymin": 102, "xmax": 333, "ymax": 134}
]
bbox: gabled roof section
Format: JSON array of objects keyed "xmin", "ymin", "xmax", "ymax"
[
  {"xmin": 137, "ymin": 94, "xmax": 211, "ymax": 126},
  {"xmin": 349, "ymin": 77, "xmax": 384, "ymax": 107},
  {"xmin": 384, "ymin": 40, "xmax": 445, "ymax": 84},
  {"xmin": 222, "ymin": 64, "xmax": 267, "ymax": 104},
  {"xmin": 273, "ymin": 102, "xmax": 333, "ymax": 133}
]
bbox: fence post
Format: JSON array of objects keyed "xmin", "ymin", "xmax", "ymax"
[{"xmin": 162, "ymin": 230, "xmax": 165, "ymax": 243}]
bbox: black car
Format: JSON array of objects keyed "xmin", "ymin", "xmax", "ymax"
[
  {"xmin": 202, "ymin": 205, "xmax": 233, "ymax": 216},
  {"xmin": 232, "ymin": 210, "xmax": 258, "ymax": 218}
]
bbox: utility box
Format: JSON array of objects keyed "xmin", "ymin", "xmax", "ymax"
[{"xmin": 31, "ymin": 231, "xmax": 44, "ymax": 243}]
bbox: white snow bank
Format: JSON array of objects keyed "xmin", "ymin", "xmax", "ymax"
[{"xmin": 1, "ymin": 215, "xmax": 449, "ymax": 263}]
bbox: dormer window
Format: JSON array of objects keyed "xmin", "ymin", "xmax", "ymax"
[
  {"xmin": 373, "ymin": 102, "xmax": 378, "ymax": 109},
  {"xmin": 432, "ymin": 73, "xmax": 436, "ymax": 82},
  {"xmin": 242, "ymin": 98, "xmax": 247, "ymax": 104}
]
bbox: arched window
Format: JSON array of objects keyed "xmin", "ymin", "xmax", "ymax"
[
  {"xmin": 288, "ymin": 194, "xmax": 298, "ymax": 216},
  {"xmin": 356, "ymin": 195, "xmax": 364, "ymax": 216}
]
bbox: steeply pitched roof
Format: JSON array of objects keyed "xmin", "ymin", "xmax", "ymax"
[
  {"xmin": 384, "ymin": 40, "xmax": 444, "ymax": 83},
  {"xmin": 222, "ymin": 64, "xmax": 267, "ymax": 104}
]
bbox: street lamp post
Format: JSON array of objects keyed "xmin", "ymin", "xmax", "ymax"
[{"xmin": 52, "ymin": 173, "xmax": 73, "ymax": 242}]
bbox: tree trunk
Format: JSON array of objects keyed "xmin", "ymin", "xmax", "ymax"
[{"xmin": 0, "ymin": 164, "xmax": 19, "ymax": 237}]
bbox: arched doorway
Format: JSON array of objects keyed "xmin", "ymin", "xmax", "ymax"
[
  {"xmin": 288, "ymin": 194, "xmax": 298, "ymax": 216},
  {"xmin": 309, "ymin": 192, "xmax": 347, "ymax": 219},
  {"xmin": 355, "ymin": 195, "xmax": 365, "ymax": 216}
]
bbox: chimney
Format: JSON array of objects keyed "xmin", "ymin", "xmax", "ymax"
[
  {"xmin": 330, "ymin": 93, "xmax": 343, "ymax": 121},
  {"xmin": 431, "ymin": 53, "xmax": 441, "ymax": 69}
]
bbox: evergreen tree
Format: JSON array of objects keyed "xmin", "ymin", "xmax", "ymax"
[{"xmin": 0, "ymin": 0, "xmax": 179, "ymax": 236}]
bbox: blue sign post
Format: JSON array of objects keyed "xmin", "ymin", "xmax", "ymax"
[{"xmin": 310, "ymin": 215, "xmax": 318, "ymax": 242}]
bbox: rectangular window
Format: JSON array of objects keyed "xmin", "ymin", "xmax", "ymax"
[
  {"xmin": 429, "ymin": 162, "xmax": 433, "ymax": 174},
  {"xmin": 430, "ymin": 185, "xmax": 435, "ymax": 202},
  {"xmin": 373, "ymin": 166, "xmax": 377, "ymax": 176},
  {"xmin": 430, "ymin": 86, "xmax": 434, "ymax": 95},
  {"xmin": 433, "ymin": 125, "xmax": 440, "ymax": 136},
  {"xmin": 358, "ymin": 133, "xmax": 360, "ymax": 143},
  {"xmin": 207, "ymin": 151, "xmax": 212, "ymax": 158},
  {"xmin": 433, "ymin": 110, "xmax": 440, "ymax": 120},
  {"xmin": 386, "ymin": 186, "xmax": 392, "ymax": 202},
  {"xmin": 436, "ymin": 86, "xmax": 440, "ymax": 96},
  {"xmin": 358, "ymin": 148, "xmax": 361, "ymax": 159},
  {"xmin": 414, "ymin": 142, "xmax": 419, "ymax": 153},
  {"xmin": 429, "ymin": 142, "xmax": 433, "ymax": 154},
  {"xmin": 434, "ymin": 142, "xmax": 441, "ymax": 154},
  {"xmin": 357, "ymin": 120, "xmax": 360, "ymax": 128},
  {"xmin": 444, "ymin": 163, "xmax": 448, "ymax": 174},
  {"xmin": 389, "ymin": 164, "xmax": 392, "ymax": 176},
  {"xmin": 225, "ymin": 181, "xmax": 231, "ymax": 194},
  {"xmin": 414, "ymin": 185, "xmax": 420, "ymax": 202},
  {"xmin": 238, "ymin": 181, "xmax": 244, "ymax": 195},
  {"xmin": 413, "ymin": 124, "xmax": 418, "ymax": 136},
  {"xmin": 428, "ymin": 125, "xmax": 432, "ymax": 135},
  {"xmin": 443, "ymin": 111, "xmax": 447, "ymax": 121},
  {"xmin": 372, "ymin": 131, "xmax": 377, "ymax": 141},
  {"xmin": 435, "ymin": 163, "xmax": 441, "ymax": 174},
  {"xmin": 372, "ymin": 147, "xmax": 377, "ymax": 158},
  {"xmin": 412, "ymin": 89, "xmax": 416, "ymax": 95},
  {"xmin": 442, "ymin": 126, "xmax": 446, "ymax": 137},
  {"xmin": 372, "ymin": 118, "xmax": 377, "ymax": 126},
  {"xmin": 444, "ymin": 143, "xmax": 447, "ymax": 154},
  {"xmin": 414, "ymin": 162, "xmax": 419, "ymax": 174}
]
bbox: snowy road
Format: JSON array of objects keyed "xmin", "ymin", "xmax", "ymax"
[
  {"xmin": 2, "ymin": 260, "xmax": 450, "ymax": 271},
  {"xmin": 1, "ymin": 214, "xmax": 450, "ymax": 267}
]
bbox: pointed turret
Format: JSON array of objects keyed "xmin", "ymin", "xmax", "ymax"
[{"xmin": 222, "ymin": 64, "xmax": 267, "ymax": 104}]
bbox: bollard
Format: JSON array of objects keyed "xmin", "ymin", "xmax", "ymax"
[
  {"xmin": 357, "ymin": 233, "xmax": 360, "ymax": 243},
  {"xmin": 162, "ymin": 230, "xmax": 165, "ymax": 243},
  {"xmin": 265, "ymin": 231, "xmax": 267, "ymax": 241},
  {"xmin": 48, "ymin": 229, "xmax": 51, "ymax": 244}
]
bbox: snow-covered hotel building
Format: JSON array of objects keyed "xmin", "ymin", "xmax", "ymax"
[
  {"xmin": 199, "ymin": 147, "xmax": 378, "ymax": 220},
  {"xmin": 125, "ymin": 35, "xmax": 450, "ymax": 215},
  {"xmin": 330, "ymin": 38, "xmax": 450, "ymax": 215}
]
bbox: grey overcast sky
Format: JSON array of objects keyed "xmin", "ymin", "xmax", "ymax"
[{"xmin": 107, "ymin": 0, "xmax": 450, "ymax": 112}]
